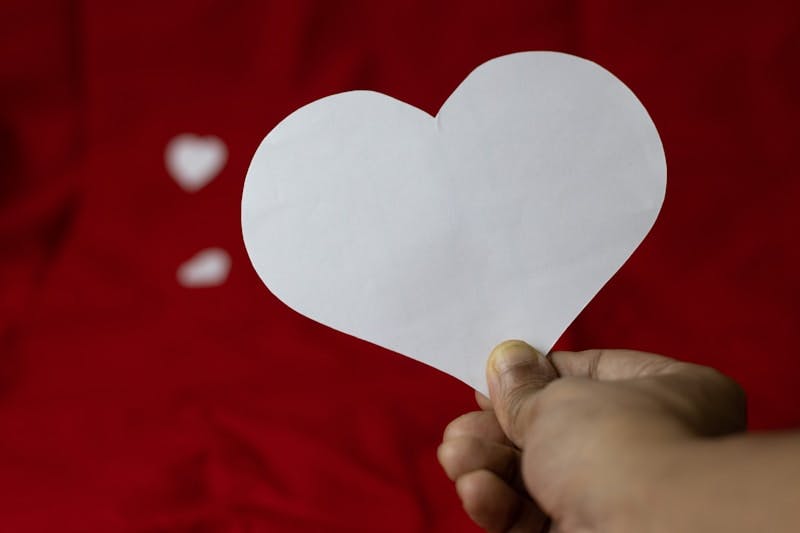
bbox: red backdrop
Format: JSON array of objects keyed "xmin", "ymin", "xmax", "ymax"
[{"xmin": 1, "ymin": 1, "xmax": 799, "ymax": 531}]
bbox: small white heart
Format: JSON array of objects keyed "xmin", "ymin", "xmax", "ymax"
[
  {"xmin": 177, "ymin": 247, "xmax": 231, "ymax": 288},
  {"xmin": 165, "ymin": 134, "xmax": 227, "ymax": 192}
]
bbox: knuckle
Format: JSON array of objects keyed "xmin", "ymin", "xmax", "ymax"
[
  {"xmin": 693, "ymin": 367, "xmax": 748, "ymax": 408},
  {"xmin": 443, "ymin": 411, "xmax": 479, "ymax": 441},
  {"xmin": 437, "ymin": 436, "xmax": 481, "ymax": 480},
  {"xmin": 711, "ymin": 371, "xmax": 748, "ymax": 429}
]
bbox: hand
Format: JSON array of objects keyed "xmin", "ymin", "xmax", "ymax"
[{"xmin": 437, "ymin": 341, "xmax": 746, "ymax": 532}]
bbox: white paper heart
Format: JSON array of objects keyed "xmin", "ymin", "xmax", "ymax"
[
  {"xmin": 166, "ymin": 134, "xmax": 227, "ymax": 192},
  {"xmin": 242, "ymin": 52, "xmax": 666, "ymax": 394},
  {"xmin": 177, "ymin": 247, "xmax": 231, "ymax": 288}
]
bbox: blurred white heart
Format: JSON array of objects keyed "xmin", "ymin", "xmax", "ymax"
[
  {"xmin": 177, "ymin": 247, "xmax": 231, "ymax": 288},
  {"xmin": 166, "ymin": 134, "xmax": 227, "ymax": 192}
]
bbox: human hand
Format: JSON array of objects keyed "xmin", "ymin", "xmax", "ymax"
[{"xmin": 437, "ymin": 341, "xmax": 746, "ymax": 532}]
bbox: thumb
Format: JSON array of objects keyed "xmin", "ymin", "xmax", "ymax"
[{"xmin": 486, "ymin": 340, "xmax": 560, "ymax": 446}]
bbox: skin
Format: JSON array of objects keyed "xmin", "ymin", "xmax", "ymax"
[{"xmin": 437, "ymin": 340, "xmax": 800, "ymax": 532}]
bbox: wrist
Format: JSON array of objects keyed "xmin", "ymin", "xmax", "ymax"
[
  {"xmin": 600, "ymin": 435, "xmax": 702, "ymax": 533},
  {"xmin": 623, "ymin": 431, "xmax": 800, "ymax": 533}
]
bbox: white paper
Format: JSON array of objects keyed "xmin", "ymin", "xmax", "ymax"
[
  {"xmin": 166, "ymin": 134, "xmax": 227, "ymax": 193},
  {"xmin": 177, "ymin": 247, "xmax": 231, "ymax": 288},
  {"xmin": 241, "ymin": 52, "xmax": 666, "ymax": 395}
]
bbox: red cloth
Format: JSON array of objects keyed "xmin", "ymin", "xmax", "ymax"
[{"xmin": 1, "ymin": 1, "xmax": 799, "ymax": 531}]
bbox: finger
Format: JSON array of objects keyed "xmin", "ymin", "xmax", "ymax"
[
  {"xmin": 551, "ymin": 350, "xmax": 747, "ymax": 435},
  {"xmin": 475, "ymin": 390, "xmax": 493, "ymax": 410},
  {"xmin": 486, "ymin": 340, "xmax": 559, "ymax": 446},
  {"xmin": 549, "ymin": 349, "xmax": 682, "ymax": 381},
  {"xmin": 437, "ymin": 435, "xmax": 522, "ymax": 489},
  {"xmin": 443, "ymin": 410, "xmax": 513, "ymax": 446},
  {"xmin": 456, "ymin": 469, "xmax": 548, "ymax": 533}
]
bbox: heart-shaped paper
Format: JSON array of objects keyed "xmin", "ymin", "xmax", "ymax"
[
  {"xmin": 177, "ymin": 247, "xmax": 231, "ymax": 288},
  {"xmin": 242, "ymin": 52, "xmax": 666, "ymax": 394},
  {"xmin": 166, "ymin": 134, "xmax": 228, "ymax": 193}
]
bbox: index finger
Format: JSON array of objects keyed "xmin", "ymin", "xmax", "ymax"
[{"xmin": 549, "ymin": 349, "xmax": 686, "ymax": 381}]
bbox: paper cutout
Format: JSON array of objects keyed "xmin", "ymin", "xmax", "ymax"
[
  {"xmin": 241, "ymin": 52, "xmax": 666, "ymax": 394},
  {"xmin": 177, "ymin": 247, "xmax": 231, "ymax": 288},
  {"xmin": 166, "ymin": 134, "xmax": 227, "ymax": 192}
]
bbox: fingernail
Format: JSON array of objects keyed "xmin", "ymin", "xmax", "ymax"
[
  {"xmin": 489, "ymin": 340, "xmax": 539, "ymax": 375},
  {"xmin": 487, "ymin": 340, "xmax": 554, "ymax": 398}
]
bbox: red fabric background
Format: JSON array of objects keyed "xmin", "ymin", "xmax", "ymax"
[{"xmin": 1, "ymin": 1, "xmax": 799, "ymax": 531}]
